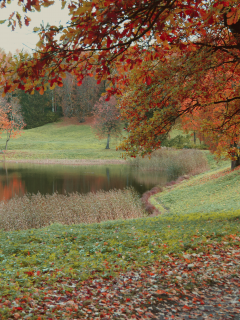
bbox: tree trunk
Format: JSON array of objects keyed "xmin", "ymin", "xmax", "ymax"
[
  {"xmin": 231, "ymin": 141, "xmax": 240, "ymax": 170},
  {"xmin": 79, "ymin": 110, "xmax": 85, "ymax": 123},
  {"xmin": 5, "ymin": 131, "xmax": 11, "ymax": 151},
  {"xmin": 5, "ymin": 138, "xmax": 9, "ymax": 151},
  {"xmin": 52, "ymin": 90, "xmax": 54, "ymax": 112},
  {"xmin": 193, "ymin": 131, "xmax": 196, "ymax": 144},
  {"xmin": 231, "ymin": 155, "xmax": 240, "ymax": 170},
  {"xmin": 105, "ymin": 134, "xmax": 110, "ymax": 149}
]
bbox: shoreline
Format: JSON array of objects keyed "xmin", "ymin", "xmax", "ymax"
[{"xmin": 3, "ymin": 159, "xmax": 128, "ymax": 166}]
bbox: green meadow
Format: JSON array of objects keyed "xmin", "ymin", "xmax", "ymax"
[
  {"xmin": 0, "ymin": 121, "xmax": 125, "ymax": 160},
  {"xmin": 150, "ymin": 163, "xmax": 240, "ymax": 215},
  {"xmin": 0, "ymin": 121, "xmax": 207, "ymax": 161}
]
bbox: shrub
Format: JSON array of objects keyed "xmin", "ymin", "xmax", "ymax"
[{"xmin": 161, "ymin": 134, "xmax": 208, "ymax": 150}]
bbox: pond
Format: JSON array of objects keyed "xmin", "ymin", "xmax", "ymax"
[{"xmin": 0, "ymin": 162, "xmax": 179, "ymax": 201}]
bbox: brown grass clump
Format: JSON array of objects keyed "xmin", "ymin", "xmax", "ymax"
[
  {"xmin": 55, "ymin": 116, "xmax": 95, "ymax": 127},
  {"xmin": 0, "ymin": 188, "xmax": 146, "ymax": 231},
  {"xmin": 128, "ymin": 147, "xmax": 209, "ymax": 176}
]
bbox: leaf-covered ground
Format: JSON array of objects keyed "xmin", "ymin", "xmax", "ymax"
[
  {"xmin": 0, "ymin": 238, "xmax": 239, "ymax": 319},
  {"xmin": 0, "ymin": 208, "xmax": 239, "ymax": 319}
]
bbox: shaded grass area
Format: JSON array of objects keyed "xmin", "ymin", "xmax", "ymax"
[{"xmin": 0, "ymin": 122, "xmax": 125, "ymax": 160}]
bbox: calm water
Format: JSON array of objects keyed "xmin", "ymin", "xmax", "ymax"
[{"xmin": 0, "ymin": 162, "xmax": 178, "ymax": 201}]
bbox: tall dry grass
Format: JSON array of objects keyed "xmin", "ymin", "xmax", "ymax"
[
  {"xmin": 128, "ymin": 147, "xmax": 209, "ymax": 176},
  {"xmin": 0, "ymin": 188, "xmax": 146, "ymax": 231}
]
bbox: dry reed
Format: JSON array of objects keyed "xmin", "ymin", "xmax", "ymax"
[
  {"xmin": 128, "ymin": 147, "xmax": 209, "ymax": 176},
  {"xmin": 0, "ymin": 188, "xmax": 146, "ymax": 231}
]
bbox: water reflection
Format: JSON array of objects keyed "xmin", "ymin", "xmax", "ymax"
[
  {"xmin": 0, "ymin": 163, "xmax": 26, "ymax": 201},
  {"xmin": 0, "ymin": 162, "xmax": 178, "ymax": 201}
]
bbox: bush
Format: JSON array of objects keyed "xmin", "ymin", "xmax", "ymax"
[{"xmin": 162, "ymin": 134, "xmax": 208, "ymax": 150}]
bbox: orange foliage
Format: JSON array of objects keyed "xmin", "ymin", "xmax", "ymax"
[{"xmin": 0, "ymin": 176, "xmax": 25, "ymax": 201}]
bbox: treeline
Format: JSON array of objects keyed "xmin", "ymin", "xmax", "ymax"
[{"xmin": 5, "ymin": 74, "xmax": 106, "ymax": 129}]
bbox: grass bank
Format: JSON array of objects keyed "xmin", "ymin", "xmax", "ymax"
[
  {"xmin": 0, "ymin": 120, "xmax": 216, "ymax": 163},
  {"xmin": 150, "ymin": 162, "xmax": 239, "ymax": 215}
]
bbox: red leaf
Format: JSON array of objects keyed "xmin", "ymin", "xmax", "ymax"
[
  {"xmin": 156, "ymin": 290, "xmax": 168, "ymax": 294},
  {"xmin": 107, "ymin": 37, "xmax": 112, "ymax": 48},
  {"xmin": 160, "ymin": 32, "xmax": 168, "ymax": 41},
  {"xmin": 146, "ymin": 76, "xmax": 152, "ymax": 86},
  {"xmin": 223, "ymin": 1, "xmax": 230, "ymax": 6},
  {"xmin": 183, "ymin": 305, "xmax": 191, "ymax": 310},
  {"xmin": 24, "ymin": 17, "xmax": 31, "ymax": 26},
  {"xmin": 208, "ymin": 16, "xmax": 214, "ymax": 25},
  {"xmin": 18, "ymin": 83, "xmax": 25, "ymax": 90}
]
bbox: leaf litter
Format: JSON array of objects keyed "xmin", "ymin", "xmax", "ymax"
[{"xmin": 0, "ymin": 237, "xmax": 239, "ymax": 319}]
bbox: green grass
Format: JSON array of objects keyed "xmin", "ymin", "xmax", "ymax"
[
  {"xmin": 0, "ymin": 208, "xmax": 239, "ymax": 299},
  {"xmin": 150, "ymin": 163, "xmax": 239, "ymax": 215},
  {"xmin": 0, "ymin": 121, "xmax": 126, "ymax": 160},
  {"xmin": 169, "ymin": 128, "xmax": 202, "ymax": 144}
]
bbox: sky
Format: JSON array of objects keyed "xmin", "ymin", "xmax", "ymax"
[{"xmin": 0, "ymin": 1, "xmax": 70, "ymax": 54}]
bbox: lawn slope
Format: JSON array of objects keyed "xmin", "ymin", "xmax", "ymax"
[
  {"xmin": 0, "ymin": 120, "xmax": 125, "ymax": 161},
  {"xmin": 150, "ymin": 163, "xmax": 239, "ymax": 214}
]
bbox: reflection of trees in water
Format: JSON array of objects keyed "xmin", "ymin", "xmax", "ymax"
[
  {"xmin": 0, "ymin": 175, "xmax": 25, "ymax": 201},
  {"xmin": 133, "ymin": 170, "xmax": 170, "ymax": 187},
  {"xmin": 0, "ymin": 164, "xmax": 173, "ymax": 199},
  {"xmin": 61, "ymin": 172, "xmax": 128, "ymax": 194}
]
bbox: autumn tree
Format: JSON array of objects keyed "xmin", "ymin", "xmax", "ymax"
[
  {"xmin": 117, "ymin": 48, "xmax": 240, "ymax": 168},
  {"xmin": 0, "ymin": 94, "xmax": 25, "ymax": 150},
  {"xmin": 56, "ymin": 73, "xmax": 106, "ymax": 122},
  {"xmin": 0, "ymin": 0, "xmax": 240, "ymax": 167},
  {"xmin": 91, "ymin": 96, "xmax": 121, "ymax": 149},
  {"xmin": 181, "ymin": 101, "xmax": 240, "ymax": 170}
]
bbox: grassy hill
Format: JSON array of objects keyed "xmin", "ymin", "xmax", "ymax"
[
  {"xmin": 0, "ymin": 119, "xmax": 210, "ymax": 161},
  {"xmin": 0, "ymin": 119, "xmax": 126, "ymax": 161}
]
